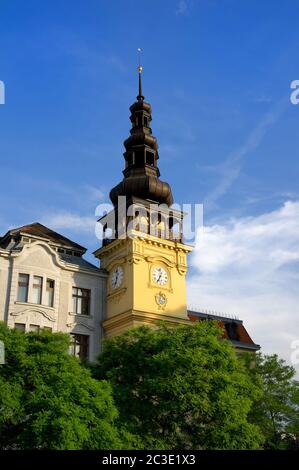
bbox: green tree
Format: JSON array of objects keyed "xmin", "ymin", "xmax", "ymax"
[
  {"xmin": 0, "ymin": 322, "xmax": 128, "ymax": 450},
  {"xmin": 284, "ymin": 386, "xmax": 299, "ymax": 450},
  {"xmin": 240, "ymin": 353, "xmax": 299, "ymax": 449},
  {"xmin": 94, "ymin": 321, "xmax": 264, "ymax": 450}
]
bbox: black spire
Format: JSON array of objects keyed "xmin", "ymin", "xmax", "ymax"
[
  {"xmin": 137, "ymin": 65, "xmax": 144, "ymax": 101},
  {"xmin": 109, "ymin": 62, "xmax": 173, "ymax": 207}
]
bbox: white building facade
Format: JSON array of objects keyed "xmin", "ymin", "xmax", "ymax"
[
  {"xmin": 0, "ymin": 223, "xmax": 260, "ymax": 359},
  {"xmin": 0, "ymin": 223, "xmax": 107, "ymax": 361}
]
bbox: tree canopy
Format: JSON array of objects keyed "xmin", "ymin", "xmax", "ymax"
[
  {"xmin": 1, "ymin": 319, "xmax": 297, "ymax": 450},
  {"xmin": 0, "ymin": 322, "xmax": 125, "ymax": 450},
  {"xmin": 241, "ymin": 352, "xmax": 299, "ymax": 449},
  {"xmin": 94, "ymin": 321, "xmax": 264, "ymax": 450}
]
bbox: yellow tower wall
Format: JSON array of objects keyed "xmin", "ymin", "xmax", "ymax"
[{"xmin": 95, "ymin": 230, "xmax": 192, "ymax": 338}]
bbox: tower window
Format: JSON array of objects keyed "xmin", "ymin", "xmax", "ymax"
[
  {"xmin": 146, "ymin": 151, "xmax": 155, "ymax": 166},
  {"xmin": 134, "ymin": 150, "xmax": 145, "ymax": 167},
  {"xmin": 127, "ymin": 153, "xmax": 133, "ymax": 166},
  {"xmin": 171, "ymin": 222, "xmax": 181, "ymax": 241},
  {"xmin": 144, "ymin": 116, "xmax": 148, "ymax": 127}
]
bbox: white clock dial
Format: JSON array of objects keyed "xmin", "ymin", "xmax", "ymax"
[
  {"xmin": 152, "ymin": 267, "xmax": 168, "ymax": 286},
  {"xmin": 111, "ymin": 266, "xmax": 124, "ymax": 289}
]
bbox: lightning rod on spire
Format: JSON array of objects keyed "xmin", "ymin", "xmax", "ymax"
[
  {"xmin": 137, "ymin": 48, "xmax": 144, "ymax": 101},
  {"xmin": 137, "ymin": 47, "xmax": 142, "ymax": 73}
]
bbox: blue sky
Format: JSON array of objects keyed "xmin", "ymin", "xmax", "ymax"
[{"xmin": 0, "ymin": 0, "xmax": 299, "ymax": 366}]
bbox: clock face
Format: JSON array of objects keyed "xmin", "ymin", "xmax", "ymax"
[
  {"xmin": 152, "ymin": 266, "xmax": 168, "ymax": 286},
  {"xmin": 111, "ymin": 266, "xmax": 124, "ymax": 289}
]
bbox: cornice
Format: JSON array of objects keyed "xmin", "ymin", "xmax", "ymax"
[
  {"xmin": 102, "ymin": 309, "xmax": 190, "ymax": 333},
  {"xmin": 7, "ymin": 240, "xmax": 105, "ymax": 277},
  {"xmin": 94, "ymin": 231, "xmax": 193, "ymax": 258}
]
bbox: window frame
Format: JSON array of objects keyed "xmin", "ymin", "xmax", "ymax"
[
  {"xmin": 46, "ymin": 278, "xmax": 55, "ymax": 307},
  {"xmin": 32, "ymin": 275, "xmax": 43, "ymax": 305},
  {"xmin": 29, "ymin": 324, "xmax": 40, "ymax": 333},
  {"xmin": 72, "ymin": 287, "xmax": 91, "ymax": 316},
  {"xmin": 70, "ymin": 334, "xmax": 89, "ymax": 360},
  {"xmin": 17, "ymin": 273, "xmax": 29, "ymax": 303}
]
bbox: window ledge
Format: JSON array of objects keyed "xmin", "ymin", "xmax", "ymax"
[
  {"xmin": 15, "ymin": 301, "xmax": 55, "ymax": 311},
  {"xmin": 68, "ymin": 312, "xmax": 93, "ymax": 319}
]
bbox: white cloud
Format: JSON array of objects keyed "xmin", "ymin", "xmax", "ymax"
[
  {"xmin": 41, "ymin": 211, "xmax": 96, "ymax": 233},
  {"xmin": 204, "ymin": 100, "xmax": 287, "ymax": 211},
  {"xmin": 176, "ymin": 1, "xmax": 188, "ymax": 16},
  {"xmin": 187, "ymin": 200, "xmax": 299, "ymax": 373},
  {"xmin": 84, "ymin": 185, "xmax": 105, "ymax": 202},
  {"xmin": 254, "ymin": 95, "xmax": 273, "ymax": 104}
]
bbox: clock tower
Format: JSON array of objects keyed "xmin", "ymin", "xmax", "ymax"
[{"xmin": 94, "ymin": 65, "xmax": 192, "ymax": 337}]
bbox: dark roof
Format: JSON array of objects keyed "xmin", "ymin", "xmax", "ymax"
[
  {"xmin": 188, "ymin": 310, "xmax": 260, "ymax": 351},
  {"xmin": 188, "ymin": 310, "xmax": 243, "ymax": 324},
  {"xmin": 58, "ymin": 253, "xmax": 100, "ymax": 272},
  {"xmin": 0, "ymin": 222, "xmax": 86, "ymax": 252}
]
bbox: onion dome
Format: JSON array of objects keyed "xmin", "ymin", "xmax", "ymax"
[{"xmin": 110, "ymin": 64, "xmax": 173, "ymax": 207}]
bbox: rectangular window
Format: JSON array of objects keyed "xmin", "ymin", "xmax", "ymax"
[
  {"xmin": 70, "ymin": 334, "xmax": 89, "ymax": 360},
  {"xmin": 14, "ymin": 323, "xmax": 26, "ymax": 331},
  {"xmin": 46, "ymin": 279, "xmax": 55, "ymax": 307},
  {"xmin": 32, "ymin": 276, "xmax": 43, "ymax": 304},
  {"xmin": 43, "ymin": 327, "xmax": 52, "ymax": 332},
  {"xmin": 134, "ymin": 150, "xmax": 145, "ymax": 168},
  {"xmin": 127, "ymin": 153, "xmax": 133, "ymax": 166},
  {"xmin": 72, "ymin": 287, "xmax": 90, "ymax": 315},
  {"xmin": 29, "ymin": 324, "xmax": 40, "ymax": 333},
  {"xmin": 146, "ymin": 151, "xmax": 155, "ymax": 166},
  {"xmin": 17, "ymin": 273, "xmax": 29, "ymax": 302}
]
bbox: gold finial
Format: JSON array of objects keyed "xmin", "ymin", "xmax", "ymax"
[{"xmin": 137, "ymin": 48, "xmax": 143, "ymax": 73}]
